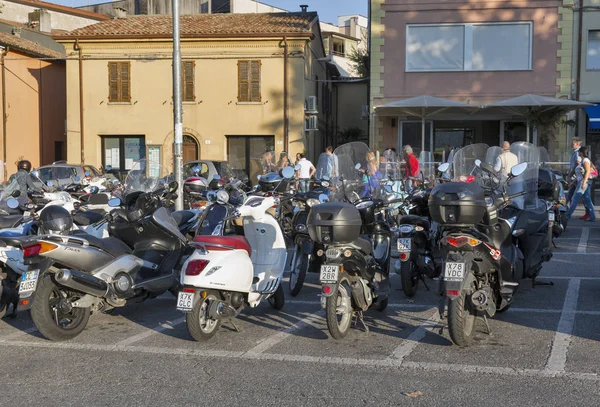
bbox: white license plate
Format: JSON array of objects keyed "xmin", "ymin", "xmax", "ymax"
[
  {"xmin": 19, "ymin": 270, "xmax": 39, "ymax": 295},
  {"xmin": 444, "ymin": 263, "xmax": 465, "ymax": 282},
  {"xmin": 176, "ymin": 292, "xmax": 194, "ymax": 312},
  {"xmin": 397, "ymin": 238, "xmax": 411, "ymax": 252},
  {"xmin": 548, "ymin": 212, "xmax": 555, "ymax": 221},
  {"xmin": 320, "ymin": 265, "xmax": 339, "ymax": 283}
]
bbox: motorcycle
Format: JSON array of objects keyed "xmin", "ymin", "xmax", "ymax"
[
  {"xmin": 538, "ymin": 147, "xmax": 568, "ymax": 240},
  {"xmin": 309, "ymin": 142, "xmax": 391, "ymax": 339},
  {"xmin": 176, "ymin": 166, "xmax": 296, "ymax": 341},
  {"xmin": 14, "ymin": 161, "xmax": 191, "ymax": 341}
]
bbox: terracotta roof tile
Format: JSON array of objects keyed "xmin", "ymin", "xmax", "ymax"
[
  {"xmin": 57, "ymin": 12, "xmax": 318, "ymax": 39},
  {"xmin": 0, "ymin": 32, "xmax": 65, "ymax": 58}
]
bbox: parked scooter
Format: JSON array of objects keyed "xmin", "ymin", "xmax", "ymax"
[{"xmin": 177, "ymin": 166, "xmax": 295, "ymax": 341}]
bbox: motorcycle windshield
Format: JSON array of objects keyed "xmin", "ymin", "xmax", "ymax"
[
  {"xmin": 452, "ymin": 143, "xmax": 489, "ymax": 181},
  {"xmin": 509, "ymin": 141, "xmax": 540, "ymax": 210},
  {"xmin": 418, "ymin": 151, "xmax": 434, "ymax": 185},
  {"xmin": 538, "ymin": 147, "xmax": 550, "ymax": 167},
  {"xmin": 121, "ymin": 159, "xmax": 173, "ymax": 199},
  {"xmin": 485, "ymin": 146, "xmax": 503, "ymax": 169},
  {"xmin": 331, "ymin": 142, "xmax": 371, "ymax": 202},
  {"xmin": 197, "ymin": 204, "xmax": 228, "ymax": 236}
]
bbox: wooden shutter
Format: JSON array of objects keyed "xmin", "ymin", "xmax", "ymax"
[
  {"xmin": 238, "ymin": 60, "xmax": 249, "ymax": 102},
  {"xmin": 250, "ymin": 60, "xmax": 261, "ymax": 102},
  {"xmin": 119, "ymin": 62, "xmax": 131, "ymax": 102},
  {"xmin": 108, "ymin": 62, "xmax": 119, "ymax": 102},
  {"xmin": 182, "ymin": 61, "xmax": 195, "ymax": 102}
]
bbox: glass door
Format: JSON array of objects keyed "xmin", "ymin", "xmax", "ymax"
[{"xmin": 227, "ymin": 136, "xmax": 275, "ymax": 185}]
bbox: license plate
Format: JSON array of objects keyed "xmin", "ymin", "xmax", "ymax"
[
  {"xmin": 444, "ymin": 263, "xmax": 465, "ymax": 282},
  {"xmin": 548, "ymin": 212, "xmax": 555, "ymax": 221},
  {"xmin": 19, "ymin": 270, "xmax": 39, "ymax": 295},
  {"xmin": 397, "ymin": 238, "xmax": 411, "ymax": 252},
  {"xmin": 320, "ymin": 265, "xmax": 339, "ymax": 283},
  {"xmin": 176, "ymin": 292, "xmax": 194, "ymax": 312}
]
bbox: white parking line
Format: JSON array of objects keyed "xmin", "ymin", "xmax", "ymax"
[
  {"xmin": 388, "ymin": 310, "xmax": 440, "ymax": 362},
  {"xmin": 578, "ymin": 228, "xmax": 589, "ymax": 253},
  {"xmin": 114, "ymin": 317, "xmax": 186, "ymax": 346},
  {"xmin": 544, "ymin": 278, "xmax": 581, "ymax": 373},
  {"xmin": 244, "ymin": 310, "xmax": 325, "ymax": 354}
]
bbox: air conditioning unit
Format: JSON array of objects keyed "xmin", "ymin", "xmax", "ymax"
[
  {"xmin": 305, "ymin": 96, "xmax": 318, "ymax": 114},
  {"xmin": 305, "ymin": 115, "xmax": 319, "ymax": 131}
]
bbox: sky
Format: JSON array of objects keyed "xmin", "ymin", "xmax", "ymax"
[{"xmin": 52, "ymin": 0, "xmax": 368, "ymax": 25}]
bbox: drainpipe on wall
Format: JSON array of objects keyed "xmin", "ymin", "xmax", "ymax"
[
  {"xmin": 1, "ymin": 46, "xmax": 9, "ymax": 182},
  {"xmin": 575, "ymin": 1, "xmax": 584, "ymax": 141},
  {"xmin": 283, "ymin": 36, "xmax": 289, "ymax": 152},
  {"xmin": 74, "ymin": 39, "xmax": 84, "ymax": 164}
]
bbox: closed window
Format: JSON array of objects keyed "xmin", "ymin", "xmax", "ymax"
[
  {"xmin": 587, "ymin": 30, "xmax": 600, "ymax": 70},
  {"xmin": 182, "ymin": 60, "xmax": 195, "ymax": 102},
  {"xmin": 406, "ymin": 22, "xmax": 532, "ymax": 72},
  {"xmin": 238, "ymin": 60, "xmax": 261, "ymax": 102},
  {"xmin": 108, "ymin": 61, "xmax": 131, "ymax": 102}
]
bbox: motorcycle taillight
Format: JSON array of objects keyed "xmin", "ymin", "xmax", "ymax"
[{"xmin": 185, "ymin": 259, "xmax": 210, "ymax": 276}]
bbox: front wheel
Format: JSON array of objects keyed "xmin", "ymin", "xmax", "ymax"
[
  {"xmin": 289, "ymin": 250, "xmax": 309, "ymax": 297},
  {"xmin": 268, "ymin": 284, "xmax": 285, "ymax": 310},
  {"xmin": 447, "ymin": 292, "xmax": 477, "ymax": 347},
  {"xmin": 186, "ymin": 291, "xmax": 221, "ymax": 341},
  {"xmin": 30, "ymin": 273, "xmax": 91, "ymax": 341},
  {"xmin": 325, "ymin": 277, "xmax": 352, "ymax": 339},
  {"xmin": 400, "ymin": 261, "xmax": 418, "ymax": 298}
]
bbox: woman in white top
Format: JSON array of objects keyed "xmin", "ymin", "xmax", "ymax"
[{"xmin": 567, "ymin": 146, "xmax": 596, "ymax": 221}]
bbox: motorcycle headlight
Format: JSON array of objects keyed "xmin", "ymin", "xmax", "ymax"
[
  {"xmin": 306, "ymin": 198, "xmax": 320, "ymax": 207},
  {"xmin": 295, "ymin": 224, "xmax": 307, "ymax": 232},
  {"xmin": 485, "ymin": 197, "xmax": 494, "ymax": 207}
]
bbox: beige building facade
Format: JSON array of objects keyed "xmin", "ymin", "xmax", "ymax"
[{"xmin": 56, "ymin": 13, "xmax": 331, "ymax": 181}]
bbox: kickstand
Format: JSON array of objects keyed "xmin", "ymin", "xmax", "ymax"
[
  {"xmin": 353, "ymin": 311, "xmax": 369, "ymax": 334},
  {"xmin": 227, "ymin": 319, "xmax": 241, "ymax": 333},
  {"xmin": 482, "ymin": 315, "xmax": 492, "ymax": 336},
  {"xmin": 552, "ymin": 239, "xmax": 557, "ymax": 249},
  {"xmin": 532, "ymin": 276, "xmax": 554, "ymax": 288}
]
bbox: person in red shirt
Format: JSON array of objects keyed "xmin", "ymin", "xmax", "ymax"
[{"xmin": 404, "ymin": 145, "xmax": 419, "ymax": 191}]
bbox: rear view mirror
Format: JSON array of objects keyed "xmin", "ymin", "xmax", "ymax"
[
  {"xmin": 511, "ymin": 162, "xmax": 528, "ymax": 178},
  {"xmin": 85, "ymin": 170, "xmax": 91, "ymax": 177},
  {"xmin": 281, "ymin": 166, "xmax": 294, "ymax": 179},
  {"xmin": 11, "ymin": 190, "xmax": 20, "ymax": 197},
  {"xmin": 6, "ymin": 198, "xmax": 19, "ymax": 209},
  {"xmin": 256, "ymin": 174, "xmax": 262, "ymax": 181},
  {"xmin": 319, "ymin": 194, "xmax": 329, "ymax": 203},
  {"xmin": 212, "ymin": 174, "xmax": 221, "ymax": 181},
  {"xmin": 168, "ymin": 181, "xmax": 178, "ymax": 193},
  {"xmin": 74, "ymin": 176, "xmax": 81, "ymax": 182},
  {"xmin": 47, "ymin": 180, "xmax": 54, "ymax": 188},
  {"xmin": 475, "ymin": 159, "xmax": 482, "ymax": 167},
  {"xmin": 108, "ymin": 198, "xmax": 121, "ymax": 207},
  {"xmin": 355, "ymin": 163, "xmax": 362, "ymax": 170},
  {"xmin": 438, "ymin": 163, "xmax": 450, "ymax": 173}
]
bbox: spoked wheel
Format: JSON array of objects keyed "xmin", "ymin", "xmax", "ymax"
[
  {"xmin": 447, "ymin": 291, "xmax": 477, "ymax": 347},
  {"xmin": 325, "ymin": 276, "xmax": 353, "ymax": 340},
  {"xmin": 400, "ymin": 261, "xmax": 418, "ymax": 298},
  {"xmin": 186, "ymin": 291, "xmax": 221, "ymax": 341},
  {"xmin": 268, "ymin": 284, "xmax": 285, "ymax": 310},
  {"xmin": 30, "ymin": 274, "xmax": 90, "ymax": 341},
  {"xmin": 289, "ymin": 249, "xmax": 309, "ymax": 297}
]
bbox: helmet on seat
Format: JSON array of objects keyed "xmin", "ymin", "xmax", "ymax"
[
  {"xmin": 39, "ymin": 206, "xmax": 73, "ymax": 235},
  {"xmin": 17, "ymin": 160, "xmax": 32, "ymax": 172}
]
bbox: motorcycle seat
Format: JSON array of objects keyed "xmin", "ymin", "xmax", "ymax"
[
  {"xmin": 172, "ymin": 210, "xmax": 195, "ymax": 227},
  {"xmin": 83, "ymin": 235, "xmax": 132, "ymax": 257},
  {"xmin": 87, "ymin": 194, "xmax": 109, "ymax": 205},
  {"xmin": 193, "ymin": 235, "xmax": 251, "ymax": 256},
  {"xmin": 73, "ymin": 211, "xmax": 104, "ymax": 226},
  {"xmin": 350, "ymin": 237, "xmax": 371, "ymax": 255},
  {"xmin": 0, "ymin": 215, "xmax": 23, "ymax": 229}
]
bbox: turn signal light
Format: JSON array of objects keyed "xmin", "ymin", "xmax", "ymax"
[
  {"xmin": 23, "ymin": 242, "xmax": 58, "ymax": 258},
  {"xmin": 443, "ymin": 236, "xmax": 480, "ymax": 248},
  {"xmin": 185, "ymin": 260, "xmax": 210, "ymax": 276}
]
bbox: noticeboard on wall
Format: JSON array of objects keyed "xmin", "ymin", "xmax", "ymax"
[{"xmin": 147, "ymin": 145, "xmax": 162, "ymax": 178}]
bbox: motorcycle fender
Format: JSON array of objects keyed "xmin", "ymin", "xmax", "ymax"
[
  {"xmin": 300, "ymin": 239, "xmax": 314, "ymax": 256},
  {"xmin": 445, "ymin": 270, "xmax": 475, "ymax": 299}
]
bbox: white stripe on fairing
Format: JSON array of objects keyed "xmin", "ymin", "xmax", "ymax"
[{"xmin": 544, "ymin": 278, "xmax": 581, "ymax": 373}]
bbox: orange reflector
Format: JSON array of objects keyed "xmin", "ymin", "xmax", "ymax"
[
  {"xmin": 446, "ymin": 290, "xmax": 460, "ymax": 297},
  {"xmin": 322, "ymin": 285, "xmax": 332, "ymax": 295},
  {"xmin": 39, "ymin": 242, "xmax": 59, "ymax": 254},
  {"xmin": 20, "ymin": 299, "xmax": 29, "ymax": 306},
  {"xmin": 201, "ymin": 291, "xmax": 207, "ymax": 298}
]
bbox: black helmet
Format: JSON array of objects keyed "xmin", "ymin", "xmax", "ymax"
[
  {"xmin": 17, "ymin": 160, "xmax": 32, "ymax": 172},
  {"xmin": 39, "ymin": 206, "xmax": 73, "ymax": 235}
]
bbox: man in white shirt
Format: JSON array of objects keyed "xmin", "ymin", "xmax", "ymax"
[
  {"xmin": 296, "ymin": 153, "xmax": 316, "ymax": 193},
  {"xmin": 494, "ymin": 141, "xmax": 519, "ymax": 176}
]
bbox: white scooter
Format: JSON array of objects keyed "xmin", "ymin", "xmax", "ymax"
[{"xmin": 176, "ymin": 166, "xmax": 294, "ymax": 341}]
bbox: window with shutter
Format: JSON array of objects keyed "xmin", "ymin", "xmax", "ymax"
[
  {"xmin": 238, "ymin": 60, "xmax": 261, "ymax": 102},
  {"xmin": 108, "ymin": 61, "xmax": 131, "ymax": 103},
  {"xmin": 182, "ymin": 61, "xmax": 195, "ymax": 102}
]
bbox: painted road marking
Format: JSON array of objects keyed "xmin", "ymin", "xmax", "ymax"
[
  {"xmin": 544, "ymin": 278, "xmax": 581, "ymax": 373},
  {"xmin": 0, "ymin": 326, "xmax": 37, "ymax": 341},
  {"xmin": 114, "ymin": 317, "xmax": 186, "ymax": 346},
  {"xmin": 388, "ymin": 310, "xmax": 440, "ymax": 362},
  {"xmin": 578, "ymin": 227, "xmax": 589, "ymax": 253}
]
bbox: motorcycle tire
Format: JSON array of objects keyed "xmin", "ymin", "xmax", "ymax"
[
  {"xmin": 560, "ymin": 213, "xmax": 568, "ymax": 232},
  {"xmin": 447, "ymin": 291, "xmax": 477, "ymax": 347},
  {"xmin": 289, "ymin": 251, "xmax": 309, "ymax": 297},
  {"xmin": 325, "ymin": 276, "xmax": 352, "ymax": 340},
  {"xmin": 374, "ymin": 297, "xmax": 388, "ymax": 312},
  {"xmin": 268, "ymin": 284, "xmax": 285, "ymax": 310},
  {"xmin": 30, "ymin": 273, "xmax": 91, "ymax": 342},
  {"xmin": 400, "ymin": 261, "xmax": 418, "ymax": 298},
  {"xmin": 186, "ymin": 290, "xmax": 221, "ymax": 341}
]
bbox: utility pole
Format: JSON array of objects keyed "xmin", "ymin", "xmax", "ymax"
[{"xmin": 172, "ymin": 0, "xmax": 183, "ymax": 210}]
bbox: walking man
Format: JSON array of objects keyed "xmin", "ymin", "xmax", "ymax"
[{"xmin": 296, "ymin": 153, "xmax": 316, "ymax": 193}]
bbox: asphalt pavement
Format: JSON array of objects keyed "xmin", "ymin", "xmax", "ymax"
[{"xmin": 0, "ymin": 207, "xmax": 599, "ymax": 406}]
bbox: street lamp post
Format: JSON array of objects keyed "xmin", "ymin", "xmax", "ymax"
[{"xmin": 172, "ymin": 0, "xmax": 183, "ymax": 210}]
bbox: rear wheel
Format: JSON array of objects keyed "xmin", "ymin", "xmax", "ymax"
[
  {"xmin": 186, "ymin": 291, "xmax": 221, "ymax": 341},
  {"xmin": 30, "ymin": 273, "xmax": 90, "ymax": 341},
  {"xmin": 325, "ymin": 277, "xmax": 352, "ymax": 339},
  {"xmin": 268, "ymin": 284, "xmax": 285, "ymax": 310},
  {"xmin": 400, "ymin": 261, "xmax": 418, "ymax": 298},
  {"xmin": 447, "ymin": 292, "xmax": 477, "ymax": 347},
  {"xmin": 289, "ymin": 250, "xmax": 309, "ymax": 297}
]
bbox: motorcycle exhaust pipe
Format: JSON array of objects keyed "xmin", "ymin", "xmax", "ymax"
[
  {"xmin": 208, "ymin": 300, "xmax": 238, "ymax": 320},
  {"xmin": 55, "ymin": 269, "xmax": 109, "ymax": 297}
]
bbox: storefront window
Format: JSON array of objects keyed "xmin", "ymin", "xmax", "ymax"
[{"xmin": 102, "ymin": 136, "xmax": 145, "ymax": 178}]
